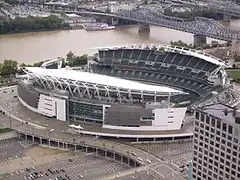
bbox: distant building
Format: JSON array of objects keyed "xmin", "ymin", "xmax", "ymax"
[
  {"xmin": 192, "ymin": 103, "xmax": 240, "ymax": 180},
  {"xmin": 110, "ymin": 4, "xmax": 134, "ymax": 13}
]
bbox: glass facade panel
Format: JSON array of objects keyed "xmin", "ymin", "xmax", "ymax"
[{"xmin": 69, "ymin": 101, "xmax": 103, "ymax": 121}]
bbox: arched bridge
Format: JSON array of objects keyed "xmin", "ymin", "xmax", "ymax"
[{"xmin": 77, "ymin": 9, "xmax": 240, "ymax": 41}]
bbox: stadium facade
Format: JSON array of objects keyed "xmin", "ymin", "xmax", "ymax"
[{"xmin": 18, "ymin": 44, "xmax": 228, "ymax": 132}]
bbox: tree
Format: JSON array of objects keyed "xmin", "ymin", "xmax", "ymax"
[
  {"xmin": 19, "ymin": 63, "xmax": 26, "ymax": 68},
  {"xmin": 1, "ymin": 59, "xmax": 18, "ymax": 76},
  {"xmin": 72, "ymin": 54, "xmax": 88, "ymax": 67},
  {"xmin": 33, "ymin": 61, "xmax": 44, "ymax": 67},
  {"xmin": 66, "ymin": 51, "xmax": 75, "ymax": 62},
  {"xmin": 0, "ymin": 63, "xmax": 2, "ymax": 75}
]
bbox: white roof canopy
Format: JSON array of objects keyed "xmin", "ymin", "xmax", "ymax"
[{"xmin": 25, "ymin": 67, "xmax": 182, "ymax": 94}]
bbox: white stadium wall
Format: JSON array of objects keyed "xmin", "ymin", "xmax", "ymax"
[
  {"xmin": 37, "ymin": 94, "xmax": 66, "ymax": 121},
  {"xmin": 56, "ymin": 98, "xmax": 66, "ymax": 121},
  {"xmin": 153, "ymin": 107, "xmax": 187, "ymax": 130}
]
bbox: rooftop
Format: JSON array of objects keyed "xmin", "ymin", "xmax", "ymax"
[
  {"xmin": 25, "ymin": 67, "xmax": 183, "ymax": 94},
  {"xmin": 201, "ymin": 103, "xmax": 237, "ymax": 125}
]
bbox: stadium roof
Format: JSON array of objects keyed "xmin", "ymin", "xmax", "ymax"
[
  {"xmin": 94, "ymin": 44, "xmax": 226, "ymax": 67},
  {"xmin": 25, "ymin": 67, "xmax": 183, "ymax": 94}
]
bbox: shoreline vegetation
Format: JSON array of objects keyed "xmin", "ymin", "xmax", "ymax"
[
  {"xmin": 0, "ymin": 15, "xmax": 70, "ymax": 35},
  {"xmin": 0, "ymin": 51, "xmax": 88, "ymax": 77}
]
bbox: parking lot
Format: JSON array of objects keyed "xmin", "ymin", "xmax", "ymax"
[
  {"xmin": 3, "ymin": 154, "xmax": 130, "ymax": 180},
  {"xmin": 0, "ymin": 138, "xmax": 26, "ymax": 162}
]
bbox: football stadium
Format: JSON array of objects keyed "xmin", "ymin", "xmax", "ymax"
[{"xmin": 18, "ymin": 44, "xmax": 228, "ymax": 134}]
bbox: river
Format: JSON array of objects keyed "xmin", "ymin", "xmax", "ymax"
[{"xmin": 1, "ymin": 20, "xmax": 240, "ymax": 64}]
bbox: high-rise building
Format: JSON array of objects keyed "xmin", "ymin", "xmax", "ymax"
[{"xmin": 192, "ymin": 103, "xmax": 240, "ymax": 180}]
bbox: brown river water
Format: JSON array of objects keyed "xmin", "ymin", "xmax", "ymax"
[{"xmin": 1, "ymin": 20, "xmax": 240, "ymax": 64}]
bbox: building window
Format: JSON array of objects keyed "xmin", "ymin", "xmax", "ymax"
[
  {"xmin": 201, "ymin": 114, "xmax": 205, "ymax": 122},
  {"xmin": 227, "ymin": 142, "xmax": 232, "ymax": 147},
  {"xmin": 195, "ymin": 112, "xmax": 200, "ymax": 119},
  {"xmin": 211, "ymin": 118, "xmax": 215, "ymax": 126},
  {"xmin": 233, "ymin": 151, "xmax": 237, "ymax": 156},
  {"xmin": 206, "ymin": 116, "xmax": 210, "ymax": 124},
  {"xmin": 222, "ymin": 123, "xmax": 227, "ymax": 132},
  {"xmin": 228, "ymin": 125, "xmax": 233, "ymax": 134},
  {"xmin": 216, "ymin": 119, "xmax": 221, "ymax": 128},
  {"xmin": 231, "ymin": 170, "xmax": 236, "ymax": 176},
  {"xmin": 220, "ymin": 152, "xmax": 225, "ymax": 157},
  {"xmin": 220, "ymin": 158, "xmax": 224, "ymax": 163}
]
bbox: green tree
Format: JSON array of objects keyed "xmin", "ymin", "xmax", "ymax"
[
  {"xmin": 66, "ymin": 51, "xmax": 75, "ymax": 62},
  {"xmin": 0, "ymin": 62, "xmax": 2, "ymax": 75},
  {"xmin": 1, "ymin": 59, "xmax": 18, "ymax": 76},
  {"xmin": 33, "ymin": 61, "xmax": 44, "ymax": 67},
  {"xmin": 72, "ymin": 54, "xmax": 88, "ymax": 67},
  {"xmin": 0, "ymin": 15, "xmax": 69, "ymax": 34},
  {"xmin": 19, "ymin": 63, "xmax": 26, "ymax": 68}
]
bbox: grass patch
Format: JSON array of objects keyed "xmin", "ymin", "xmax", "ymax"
[
  {"xmin": 0, "ymin": 128, "xmax": 12, "ymax": 134},
  {"xmin": 226, "ymin": 69, "xmax": 240, "ymax": 79}
]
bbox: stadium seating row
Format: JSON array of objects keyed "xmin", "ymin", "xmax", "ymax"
[{"xmin": 99, "ymin": 49, "xmax": 218, "ymax": 75}]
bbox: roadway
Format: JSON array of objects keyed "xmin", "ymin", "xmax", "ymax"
[
  {"xmin": 0, "ymin": 85, "xmax": 191, "ymax": 179},
  {"xmin": 0, "ymin": 86, "xmax": 161, "ymax": 165}
]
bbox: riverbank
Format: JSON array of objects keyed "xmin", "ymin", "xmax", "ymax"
[{"xmin": 0, "ymin": 15, "xmax": 70, "ymax": 35}]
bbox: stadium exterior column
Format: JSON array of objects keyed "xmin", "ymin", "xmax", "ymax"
[
  {"xmin": 40, "ymin": 137, "xmax": 42, "ymax": 145},
  {"xmin": 223, "ymin": 14, "xmax": 231, "ymax": 22},
  {"xmin": 193, "ymin": 34, "xmax": 206, "ymax": 48},
  {"xmin": 32, "ymin": 135, "xmax": 34, "ymax": 143},
  {"xmin": 95, "ymin": 148, "xmax": 98, "ymax": 156}
]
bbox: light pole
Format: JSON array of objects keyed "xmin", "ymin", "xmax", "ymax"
[
  {"xmin": 48, "ymin": 129, "xmax": 54, "ymax": 139},
  {"xmin": 32, "ymin": 126, "xmax": 35, "ymax": 135}
]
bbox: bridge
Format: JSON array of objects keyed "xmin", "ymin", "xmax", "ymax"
[{"xmin": 76, "ymin": 9, "xmax": 240, "ymax": 45}]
